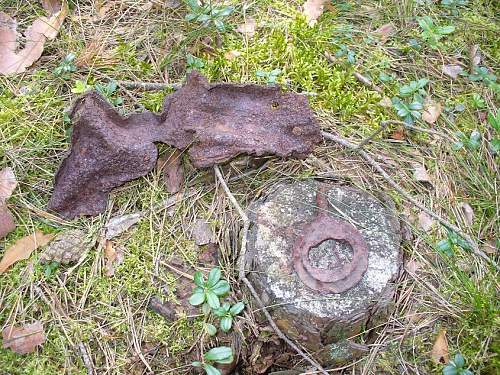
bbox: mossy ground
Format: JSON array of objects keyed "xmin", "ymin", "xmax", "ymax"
[{"xmin": 0, "ymin": 0, "xmax": 498, "ymax": 374}]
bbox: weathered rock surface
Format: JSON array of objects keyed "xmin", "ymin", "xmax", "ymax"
[
  {"xmin": 49, "ymin": 71, "xmax": 321, "ymax": 219},
  {"xmin": 246, "ymin": 181, "xmax": 402, "ymax": 365}
]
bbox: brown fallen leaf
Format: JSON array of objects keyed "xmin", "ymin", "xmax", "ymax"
[
  {"xmin": 39, "ymin": 229, "xmax": 87, "ymax": 264},
  {"xmin": 422, "ymin": 100, "xmax": 443, "ymax": 124},
  {"xmin": 224, "ymin": 50, "xmax": 241, "ymax": 60},
  {"xmin": 0, "ymin": 167, "xmax": 17, "ymax": 202},
  {"xmin": 459, "ymin": 202, "xmax": 474, "ymax": 226},
  {"xmin": 104, "ymin": 240, "xmax": 124, "ymax": 277},
  {"xmin": 373, "ymin": 23, "xmax": 395, "ymax": 42},
  {"xmin": 405, "ymin": 259, "xmax": 423, "ymax": 274},
  {"xmin": 442, "ymin": 64, "xmax": 463, "ymax": 79},
  {"xmin": 0, "ymin": 205, "xmax": 16, "ymax": 239},
  {"xmin": 303, "ymin": 0, "xmax": 329, "ymax": 26},
  {"xmin": 2, "ymin": 321, "xmax": 46, "ymax": 354},
  {"xmin": 379, "ymin": 96, "xmax": 393, "ymax": 108},
  {"xmin": 159, "ymin": 149, "xmax": 184, "ymax": 194},
  {"xmin": 236, "ymin": 18, "xmax": 256, "ymax": 38},
  {"xmin": 0, "ymin": 167, "xmax": 17, "ymax": 239},
  {"xmin": 191, "ymin": 219, "xmax": 212, "ymax": 246},
  {"xmin": 390, "ymin": 127, "xmax": 406, "ymax": 141},
  {"xmin": 0, "ymin": 231, "xmax": 55, "ymax": 273},
  {"xmin": 105, "ymin": 212, "xmax": 143, "ymax": 240},
  {"xmin": 431, "ymin": 329, "xmax": 449, "ymax": 364},
  {"xmin": 418, "ymin": 211, "xmax": 434, "ymax": 232},
  {"xmin": 413, "ymin": 163, "xmax": 432, "ymax": 183},
  {"xmin": 41, "ymin": 0, "xmax": 62, "ymax": 14},
  {"xmin": 0, "ymin": 1, "xmax": 68, "ymax": 75}
]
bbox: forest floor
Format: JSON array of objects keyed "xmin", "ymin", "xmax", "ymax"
[{"xmin": 0, "ymin": 0, "xmax": 498, "ymax": 374}]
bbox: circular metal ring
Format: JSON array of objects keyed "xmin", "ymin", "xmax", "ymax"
[{"xmin": 292, "ymin": 214, "xmax": 369, "ymax": 293}]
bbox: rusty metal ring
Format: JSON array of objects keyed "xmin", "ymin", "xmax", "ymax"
[{"xmin": 292, "ymin": 214, "xmax": 369, "ymax": 293}]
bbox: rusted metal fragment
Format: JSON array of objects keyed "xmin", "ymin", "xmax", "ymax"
[
  {"xmin": 48, "ymin": 92, "xmax": 161, "ymax": 219},
  {"xmin": 292, "ymin": 214, "xmax": 368, "ymax": 293},
  {"xmin": 159, "ymin": 71, "xmax": 321, "ymax": 167},
  {"xmin": 49, "ymin": 71, "xmax": 320, "ymax": 219}
]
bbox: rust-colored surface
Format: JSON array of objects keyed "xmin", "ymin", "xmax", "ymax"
[
  {"xmin": 292, "ymin": 186, "xmax": 368, "ymax": 293},
  {"xmin": 159, "ymin": 71, "xmax": 321, "ymax": 167},
  {"xmin": 49, "ymin": 71, "xmax": 321, "ymax": 219},
  {"xmin": 48, "ymin": 93, "xmax": 162, "ymax": 219}
]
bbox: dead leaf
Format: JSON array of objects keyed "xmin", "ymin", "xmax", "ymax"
[
  {"xmin": 413, "ymin": 163, "xmax": 431, "ymax": 183},
  {"xmin": 0, "ymin": 1, "xmax": 68, "ymax": 75},
  {"xmin": 159, "ymin": 149, "xmax": 184, "ymax": 194},
  {"xmin": 39, "ymin": 229, "xmax": 87, "ymax": 264},
  {"xmin": 224, "ymin": 50, "xmax": 241, "ymax": 61},
  {"xmin": 373, "ymin": 23, "xmax": 395, "ymax": 42},
  {"xmin": 422, "ymin": 100, "xmax": 443, "ymax": 124},
  {"xmin": 140, "ymin": 1, "xmax": 154, "ymax": 11},
  {"xmin": 236, "ymin": 18, "xmax": 256, "ymax": 38},
  {"xmin": 379, "ymin": 96, "xmax": 393, "ymax": 108},
  {"xmin": 418, "ymin": 211, "xmax": 434, "ymax": 232},
  {"xmin": 104, "ymin": 240, "xmax": 124, "ymax": 276},
  {"xmin": 41, "ymin": 0, "xmax": 62, "ymax": 14},
  {"xmin": 431, "ymin": 329, "xmax": 449, "ymax": 364},
  {"xmin": 191, "ymin": 219, "xmax": 212, "ymax": 246},
  {"xmin": 0, "ymin": 231, "xmax": 54, "ymax": 273},
  {"xmin": 459, "ymin": 203, "xmax": 474, "ymax": 226},
  {"xmin": 442, "ymin": 64, "xmax": 463, "ymax": 79},
  {"xmin": 405, "ymin": 259, "xmax": 423, "ymax": 274},
  {"xmin": 0, "ymin": 167, "xmax": 17, "ymax": 203},
  {"xmin": 0, "ymin": 205, "xmax": 16, "ymax": 239},
  {"xmin": 303, "ymin": 0, "xmax": 329, "ymax": 26},
  {"xmin": 2, "ymin": 321, "xmax": 46, "ymax": 354},
  {"xmin": 481, "ymin": 239, "xmax": 497, "ymax": 255},
  {"xmin": 390, "ymin": 127, "xmax": 406, "ymax": 141},
  {"xmin": 105, "ymin": 212, "xmax": 143, "ymax": 240}
]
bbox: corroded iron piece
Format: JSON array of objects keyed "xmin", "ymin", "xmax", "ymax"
[
  {"xmin": 292, "ymin": 214, "xmax": 368, "ymax": 293},
  {"xmin": 291, "ymin": 185, "xmax": 368, "ymax": 293},
  {"xmin": 49, "ymin": 71, "xmax": 321, "ymax": 219},
  {"xmin": 159, "ymin": 71, "xmax": 321, "ymax": 167}
]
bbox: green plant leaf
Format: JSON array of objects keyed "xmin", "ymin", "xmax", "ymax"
[
  {"xmin": 437, "ymin": 239, "xmax": 454, "ymax": 256},
  {"xmin": 213, "ymin": 307, "xmax": 228, "ymax": 317},
  {"xmin": 212, "ymin": 280, "xmax": 230, "ymax": 296},
  {"xmin": 206, "ymin": 323, "xmax": 217, "ymax": 336},
  {"xmin": 204, "ymin": 346, "xmax": 233, "ymax": 362},
  {"xmin": 189, "ymin": 292, "xmax": 206, "ymax": 306},
  {"xmin": 203, "ymin": 364, "xmax": 222, "ymax": 375},
  {"xmin": 202, "ymin": 302, "xmax": 211, "ymax": 315},
  {"xmin": 454, "ymin": 353, "xmax": 465, "ymax": 368},
  {"xmin": 229, "ymin": 302, "xmax": 245, "ymax": 316},
  {"xmin": 192, "ymin": 361, "xmax": 202, "ymax": 368},
  {"xmin": 487, "ymin": 111, "xmax": 500, "ymax": 131},
  {"xmin": 490, "ymin": 139, "xmax": 500, "ymax": 154},
  {"xmin": 220, "ymin": 316, "xmax": 232, "ymax": 332},
  {"xmin": 194, "ymin": 271, "xmax": 205, "ymax": 287},
  {"xmin": 206, "ymin": 291, "xmax": 220, "ymax": 309},
  {"xmin": 443, "ymin": 366, "xmax": 458, "ymax": 375},
  {"xmin": 207, "ymin": 268, "xmax": 221, "ymax": 287},
  {"xmin": 438, "ymin": 25, "xmax": 455, "ymax": 34}
]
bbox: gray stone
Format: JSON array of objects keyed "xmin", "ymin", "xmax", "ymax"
[{"xmin": 246, "ymin": 181, "xmax": 402, "ymax": 364}]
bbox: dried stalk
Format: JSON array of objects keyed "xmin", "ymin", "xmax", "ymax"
[
  {"xmin": 213, "ymin": 166, "xmax": 328, "ymax": 375},
  {"xmin": 116, "ymin": 80, "xmax": 181, "ymax": 91},
  {"xmin": 321, "ymin": 131, "xmax": 498, "ymax": 271}
]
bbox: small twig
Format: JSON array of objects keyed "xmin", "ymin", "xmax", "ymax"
[
  {"xmin": 321, "ymin": 131, "xmax": 498, "ymax": 271},
  {"xmin": 148, "ymin": 296, "xmax": 177, "ymax": 321},
  {"xmin": 352, "ymin": 72, "xmax": 383, "ymax": 94},
  {"xmin": 77, "ymin": 342, "xmax": 94, "ymax": 375},
  {"xmin": 356, "ymin": 121, "xmax": 389, "ymax": 149},
  {"xmin": 213, "ymin": 166, "xmax": 329, "ymax": 375},
  {"xmin": 116, "ymin": 80, "xmax": 182, "ymax": 91}
]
